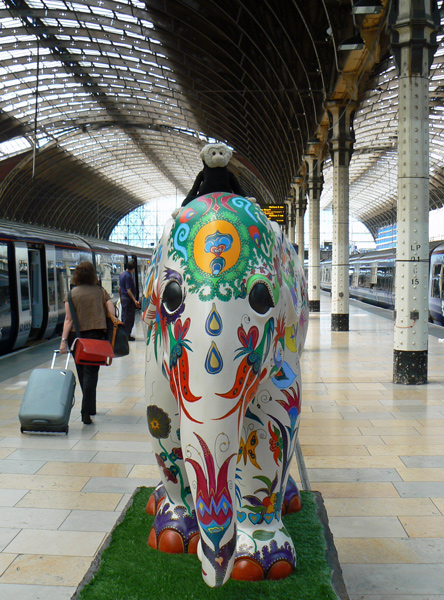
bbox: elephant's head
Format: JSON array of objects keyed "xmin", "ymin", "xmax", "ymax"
[{"xmin": 143, "ymin": 194, "xmax": 307, "ymax": 586}]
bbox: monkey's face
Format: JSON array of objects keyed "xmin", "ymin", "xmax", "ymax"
[{"xmin": 200, "ymin": 143, "xmax": 232, "ymax": 168}]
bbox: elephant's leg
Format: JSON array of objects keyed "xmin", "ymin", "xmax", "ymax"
[
  {"xmin": 146, "ymin": 481, "xmax": 166, "ymax": 515},
  {"xmin": 145, "ymin": 353, "xmax": 199, "ymax": 554},
  {"xmin": 232, "ymin": 371, "xmax": 302, "ymax": 581},
  {"xmin": 282, "ymin": 474, "xmax": 302, "ymax": 514}
]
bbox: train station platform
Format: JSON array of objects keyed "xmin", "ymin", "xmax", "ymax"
[{"xmin": 0, "ymin": 302, "xmax": 444, "ymax": 600}]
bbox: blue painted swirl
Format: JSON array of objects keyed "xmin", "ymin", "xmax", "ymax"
[
  {"xmin": 230, "ymin": 196, "xmax": 258, "ymax": 222},
  {"xmin": 173, "ymin": 223, "xmax": 190, "ymax": 261}
]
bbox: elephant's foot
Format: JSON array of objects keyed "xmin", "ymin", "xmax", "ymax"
[
  {"xmin": 282, "ymin": 474, "xmax": 302, "ymax": 514},
  {"xmin": 232, "ymin": 527, "xmax": 295, "ymax": 581},
  {"xmin": 231, "ymin": 555, "xmax": 294, "ymax": 581},
  {"xmin": 146, "ymin": 482, "xmax": 166, "ymax": 515},
  {"xmin": 148, "ymin": 500, "xmax": 199, "ymax": 554}
]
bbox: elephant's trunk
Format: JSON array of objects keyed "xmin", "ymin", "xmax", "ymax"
[{"xmin": 182, "ymin": 420, "xmax": 239, "ymax": 587}]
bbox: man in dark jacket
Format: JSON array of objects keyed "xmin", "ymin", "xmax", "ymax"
[{"xmin": 118, "ymin": 261, "xmax": 140, "ymax": 341}]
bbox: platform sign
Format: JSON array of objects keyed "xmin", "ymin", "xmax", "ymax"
[{"xmin": 260, "ymin": 203, "xmax": 287, "ymax": 224}]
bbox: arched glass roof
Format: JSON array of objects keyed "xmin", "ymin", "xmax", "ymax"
[{"xmin": 0, "ymin": 1, "xmax": 443, "ymax": 239}]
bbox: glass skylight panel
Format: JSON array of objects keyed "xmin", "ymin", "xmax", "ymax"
[{"xmin": 0, "ymin": 137, "xmax": 32, "ymax": 158}]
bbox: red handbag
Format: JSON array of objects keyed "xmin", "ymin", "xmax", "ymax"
[
  {"xmin": 71, "ymin": 337, "xmax": 114, "ymax": 366},
  {"xmin": 67, "ymin": 290, "xmax": 115, "ymax": 366}
]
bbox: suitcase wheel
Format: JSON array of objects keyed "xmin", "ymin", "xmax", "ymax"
[
  {"xmin": 64, "ymin": 426, "xmax": 69, "ymax": 434},
  {"xmin": 20, "ymin": 427, "xmax": 24, "ymax": 434}
]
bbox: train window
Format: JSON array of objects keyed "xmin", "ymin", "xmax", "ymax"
[
  {"xmin": 55, "ymin": 248, "xmax": 92, "ymax": 302},
  {"xmin": 358, "ymin": 265, "xmax": 371, "ymax": 288},
  {"xmin": 432, "ymin": 264, "xmax": 442, "ymax": 298},
  {"xmin": 111, "ymin": 254, "xmax": 125, "ymax": 295},
  {"xmin": 19, "ymin": 260, "xmax": 30, "ymax": 311},
  {"xmin": 94, "ymin": 253, "xmax": 124, "ymax": 297},
  {"xmin": 0, "ymin": 244, "xmax": 11, "ymax": 331},
  {"xmin": 47, "ymin": 260, "xmax": 56, "ymax": 306},
  {"xmin": 351, "ymin": 267, "xmax": 359, "ymax": 288},
  {"xmin": 56, "ymin": 262, "xmax": 66, "ymax": 305},
  {"xmin": 376, "ymin": 265, "xmax": 388, "ymax": 290}
]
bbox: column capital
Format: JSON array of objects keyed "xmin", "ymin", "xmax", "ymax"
[
  {"xmin": 326, "ymin": 101, "xmax": 358, "ymax": 166},
  {"xmin": 304, "ymin": 155, "xmax": 324, "ymax": 195},
  {"xmin": 388, "ymin": 0, "xmax": 440, "ymax": 75}
]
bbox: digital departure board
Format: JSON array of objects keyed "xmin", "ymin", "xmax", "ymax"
[{"xmin": 259, "ymin": 204, "xmax": 287, "ymax": 224}]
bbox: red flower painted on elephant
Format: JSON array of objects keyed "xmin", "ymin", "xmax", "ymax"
[
  {"xmin": 276, "ymin": 383, "xmax": 301, "ymax": 429},
  {"xmin": 274, "ymin": 315, "xmax": 286, "ymax": 351},
  {"xmin": 268, "ymin": 422, "xmax": 283, "ymax": 465},
  {"xmin": 168, "ymin": 317, "xmax": 202, "ymax": 424},
  {"xmin": 146, "ymin": 282, "xmax": 168, "ymax": 357},
  {"xmin": 186, "ymin": 433, "xmax": 236, "ymax": 552},
  {"xmin": 217, "ymin": 319, "xmax": 274, "ymax": 430}
]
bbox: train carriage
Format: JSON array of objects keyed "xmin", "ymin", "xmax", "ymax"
[
  {"xmin": 320, "ymin": 242, "xmax": 444, "ymax": 325},
  {"xmin": 0, "ymin": 220, "xmax": 152, "ymax": 356}
]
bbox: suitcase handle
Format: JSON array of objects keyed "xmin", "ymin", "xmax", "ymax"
[{"xmin": 52, "ymin": 350, "xmax": 72, "ymax": 370}]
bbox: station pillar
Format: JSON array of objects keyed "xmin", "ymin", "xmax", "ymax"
[
  {"xmin": 296, "ymin": 186, "xmax": 307, "ymax": 255},
  {"xmin": 389, "ymin": 0, "xmax": 439, "ymax": 383},
  {"xmin": 326, "ymin": 102, "xmax": 356, "ymax": 331},
  {"xmin": 291, "ymin": 177, "xmax": 307, "ymax": 257},
  {"xmin": 305, "ymin": 154, "xmax": 324, "ymax": 312},
  {"xmin": 286, "ymin": 197, "xmax": 295, "ymax": 244}
]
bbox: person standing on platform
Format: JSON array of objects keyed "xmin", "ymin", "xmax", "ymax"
[
  {"xmin": 119, "ymin": 261, "xmax": 140, "ymax": 341},
  {"xmin": 59, "ymin": 261, "xmax": 115, "ymax": 425}
]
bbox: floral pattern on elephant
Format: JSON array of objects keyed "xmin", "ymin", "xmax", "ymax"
[{"xmin": 144, "ymin": 193, "xmax": 308, "ymax": 587}]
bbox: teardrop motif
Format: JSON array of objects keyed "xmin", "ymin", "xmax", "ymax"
[
  {"xmin": 205, "ymin": 342, "xmax": 223, "ymax": 374},
  {"xmin": 205, "ymin": 303, "xmax": 223, "ymax": 336}
]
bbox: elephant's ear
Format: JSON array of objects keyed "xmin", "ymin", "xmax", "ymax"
[
  {"xmin": 142, "ymin": 218, "xmax": 175, "ymax": 325},
  {"xmin": 282, "ymin": 281, "xmax": 299, "ymax": 327},
  {"xmin": 270, "ymin": 223, "xmax": 302, "ymax": 327},
  {"xmin": 159, "ymin": 217, "xmax": 175, "ymax": 246}
]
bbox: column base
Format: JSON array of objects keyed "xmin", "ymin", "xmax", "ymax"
[
  {"xmin": 393, "ymin": 350, "xmax": 428, "ymax": 384},
  {"xmin": 331, "ymin": 314, "xmax": 349, "ymax": 331},
  {"xmin": 309, "ymin": 300, "xmax": 320, "ymax": 312}
]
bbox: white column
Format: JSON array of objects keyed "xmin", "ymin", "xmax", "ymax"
[
  {"xmin": 326, "ymin": 102, "xmax": 356, "ymax": 331},
  {"xmin": 291, "ymin": 180, "xmax": 306, "ymax": 258},
  {"xmin": 296, "ymin": 193, "xmax": 306, "ymax": 255},
  {"xmin": 286, "ymin": 199, "xmax": 295, "ymax": 243},
  {"xmin": 389, "ymin": 0, "xmax": 439, "ymax": 383},
  {"xmin": 305, "ymin": 154, "xmax": 323, "ymax": 312}
]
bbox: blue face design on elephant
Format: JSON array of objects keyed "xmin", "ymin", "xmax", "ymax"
[{"xmin": 143, "ymin": 193, "xmax": 308, "ymax": 587}]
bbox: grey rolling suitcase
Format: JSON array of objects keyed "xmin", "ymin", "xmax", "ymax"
[{"xmin": 19, "ymin": 351, "xmax": 76, "ymax": 434}]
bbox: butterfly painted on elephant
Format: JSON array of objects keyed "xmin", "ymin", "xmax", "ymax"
[{"xmin": 237, "ymin": 429, "xmax": 261, "ymax": 469}]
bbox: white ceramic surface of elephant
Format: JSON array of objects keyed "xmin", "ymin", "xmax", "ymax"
[{"xmin": 143, "ymin": 193, "xmax": 308, "ymax": 588}]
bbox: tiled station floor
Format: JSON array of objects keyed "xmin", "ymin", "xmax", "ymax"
[{"xmin": 0, "ymin": 303, "xmax": 443, "ymax": 599}]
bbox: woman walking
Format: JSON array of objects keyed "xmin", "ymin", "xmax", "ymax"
[{"xmin": 59, "ymin": 261, "xmax": 115, "ymax": 424}]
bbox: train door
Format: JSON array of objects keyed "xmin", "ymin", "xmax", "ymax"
[
  {"xmin": 0, "ymin": 241, "xmax": 13, "ymax": 354},
  {"xmin": 429, "ymin": 249, "xmax": 444, "ymax": 325},
  {"xmin": 42, "ymin": 245, "xmax": 58, "ymax": 339},
  {"xmin": 28, "ymin": 248, "xmax": 45, "ymax": 340},
  {"xmin": 12, "ymin": 242, "xmax": 32, "ymax": 350}
]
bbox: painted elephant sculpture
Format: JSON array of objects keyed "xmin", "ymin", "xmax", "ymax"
[{"xmin": 143, "ymin": 193, "xmax": 308, "ymax": 588}]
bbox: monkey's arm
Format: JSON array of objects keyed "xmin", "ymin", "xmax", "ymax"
[
  {"xmin": 182, "ymin": 170, "xmax": 204, "ymax": 206},
  {"xmin": 229, "ymin": 171, "xmax": 246, "ymax": 197}
]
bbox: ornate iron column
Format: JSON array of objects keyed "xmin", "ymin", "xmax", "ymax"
[
  {"xmin": 291, "ymin": 177, "xmax": 307, "ymax": 257},
  {"xmin": 326, "ymin": 101, "xmax": 356, "ymax": 331},
  {"xmin": 389, "ymin": 0, "xmax": 439, "ymax": 384},
  {"xmin": 286, "ymin": 196, "xmax": 295, "ymax": 243},
  {"xmin": 305, "ymin": 153, "xmax": 324, "ymax": 312}
]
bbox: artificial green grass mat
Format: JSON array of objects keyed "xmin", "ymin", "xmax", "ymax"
[{"xmin": 75, "ymin": 486, "xmax": 338, "ymax": 600}]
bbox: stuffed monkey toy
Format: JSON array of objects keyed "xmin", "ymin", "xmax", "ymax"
[{"xmin": 182, "ymin": 143, "xmax": 246, "ymax": 206}]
